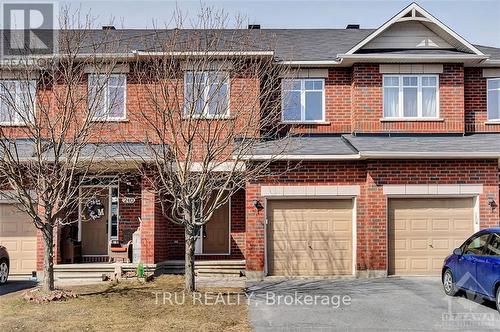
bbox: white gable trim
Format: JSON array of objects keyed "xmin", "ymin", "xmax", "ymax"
[{"xmin": 344, "ymin": 3, "xmax": 484, "ymax": 56}]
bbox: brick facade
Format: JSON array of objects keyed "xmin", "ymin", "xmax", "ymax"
[
  {"xmin": 465, "ymin": 67, "xmax": 500, "ymax": 133},
  {"xmin": 245, "ymin": 160, "xmax": 500, "ymax": 275}
]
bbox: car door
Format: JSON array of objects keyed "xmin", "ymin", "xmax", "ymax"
[
  {"xmin": 475, "ymin": 232, "xmax": 500, "ymax": 299},
  {"xmin": 455, "ymin": 232, "xmax": 490, "ymax": 292}
]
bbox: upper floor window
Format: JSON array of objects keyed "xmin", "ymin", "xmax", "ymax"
[
  {"xmin": 282, "ymin": 79, "xmax": 324, "ymax": 123},
  {"xmin": 383, "ymin": 75, "xmax": 439, "ymax": 119},
  {"xmin": 184, "ymin": 71, "xmax": 229, "ymax": 118},
  {"xmin": 487, "ymin": 78, "xmax": 500, "ymax": 121},
  {"xmin": 0, "ymin": 80, "xmax": 36, "ymax": 125},
  {"xmin": 88, "ymin": 74, "xmax": 126, "ymax": 121}
]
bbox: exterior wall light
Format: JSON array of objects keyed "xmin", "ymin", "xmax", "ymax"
[{"xmin": 252, "ymin": 199, "xmax": 263, "ymax": 210}]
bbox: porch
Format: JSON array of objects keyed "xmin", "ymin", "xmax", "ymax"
[
  {"xmin": 48, "ymin": 175, "xmax": 246, "ymax": 276},
  {"xmin": 53, "ymin": 260, "xmax": 246, "ymax": 283}
]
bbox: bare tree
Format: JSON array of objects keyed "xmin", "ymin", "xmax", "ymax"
[
  {"xmin": 131, "ymin": 8, "xmax": 293, "ymax": 292},
  {"xmin": 0, "ymin": 8, "xmax": 124, "ymax": 292}
]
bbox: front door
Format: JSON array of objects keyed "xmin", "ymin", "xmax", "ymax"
[{"xmin": 80, "ymin": 187, "xmax": 109, "ymax": 256}]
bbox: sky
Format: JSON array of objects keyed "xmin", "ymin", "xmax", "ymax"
[{"xmin": 16, "ymin": 0, "xmax": 500, "ymax": 47}]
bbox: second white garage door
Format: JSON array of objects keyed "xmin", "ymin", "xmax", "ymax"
[
  {"xmin": 267, "ymin": 199, "xmax": 353, "ymax": 276},
  {"xmin": 388, "ymin": 198, "xmax": 474, "ymax": 276},
  {"xmin": 0, "ymin": 204, "xmax": 37, "ymax": 275}
]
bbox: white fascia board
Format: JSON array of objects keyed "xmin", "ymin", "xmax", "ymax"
[
  {"xmin": 133, "ymin": 50, "xmax": 274, "ymax": 57},
  {"xmin": 238, "ymin": 154, "xmax": 361, "ymax": 160},
  {"xmin": 344, "ymin": 3, "xmax": 485, "ymax": 56},
  {"xmin": 278, "ymin": 60, "xmax": 342, "ymax": 66},
  {"xmin": 359, "ymin": 152, "xmax": 500, "ymax": 159},
  {"xmin": 338, "ymin": 54, "xmax": 488, "ymax": 61}
]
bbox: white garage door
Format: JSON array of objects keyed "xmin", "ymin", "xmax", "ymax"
[
  {"xmin": 388, "ymin": 198, "xmax": 474, "ymax": 276},
  {"xmin": 267, "ymin": 199, "xmax": 353, "ymax": 276},
  {"xmin": 0, "ymin": 204, "xmax": 37, "ymax": 275}
]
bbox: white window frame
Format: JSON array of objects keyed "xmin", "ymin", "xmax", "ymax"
[
  {"xmin": 183, "ymin": 71, "xmax": 230, "ymax": 119},
  {"xmin": 0, "ymin": 80, "xmax": 36, "ymax": 126},
  {"xmin": 281, "ymin": 78, "xmax": 326, "ymax": 123},
  {"xmin": 88, "ymin": 74, "xmax": 127, "ymax": 121},
  {"xmin": 383, "ymin": 74, "xmax": 440, "ymax": 119},
  {"xmin": 487, "ymin": 78, "xmax": 500, "ymax": 122}
]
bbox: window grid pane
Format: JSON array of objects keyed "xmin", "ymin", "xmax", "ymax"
[
  {"xmin": 0, "ymin": 80, "xmax": 35, "ymax": 124},
  {"xmin": 488, "ymin": 79, "xmax": 500, "ymax": 120},
  {"xmin": 383, "ymin": 75, "xmax": 438, "ymax": 119},
  {"xmin": 282, "ymin": 78, "xmax": 324, "ymax": 122}
]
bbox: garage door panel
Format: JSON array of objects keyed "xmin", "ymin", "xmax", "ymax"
[
  {"xmin": 268, "ymin": 199, "xmax": 353, "ymax": 276},
  {"xmin": 410, "ymin": 219, "xmax": 428, "ymax": 231},
  {"xmin": 389, "ymin": 198, "xmax": 473, "ymax": 276}
]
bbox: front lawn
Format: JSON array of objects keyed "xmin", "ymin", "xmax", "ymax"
[{"xmin": 0, "ymin": 275, "xmax": 250, "ymax": 331}]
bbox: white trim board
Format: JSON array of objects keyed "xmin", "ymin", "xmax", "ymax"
[
  {"xmin": 383, "ymin": 184, "xmax": 483, "ymax": 196},
  {"xmin": 261, "ymin": 185, "xmax": 360, "ymax": 197}
]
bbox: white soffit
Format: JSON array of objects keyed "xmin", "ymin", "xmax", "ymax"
[{"xmin": 345, "ymin": 3, "xmax": 484, "ymax": 56}]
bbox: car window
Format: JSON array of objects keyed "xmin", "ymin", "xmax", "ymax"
[
  {"xmin": 463, "ymin": 233, "xmax": 490, "ymax": 256},
  {"xmin": 484, "ymin": 233, "xmax": 500, "ymax": 256}
]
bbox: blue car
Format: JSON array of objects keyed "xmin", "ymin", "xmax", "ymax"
[{"xmin": 442, "ymin": 228, "xmax": 500, "ymax": 312}]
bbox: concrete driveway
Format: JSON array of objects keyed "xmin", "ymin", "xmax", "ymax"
[
  {"xmin": 246, "ymin": 277, "xmax": 500, "ymax": 331},
  {"xmin": 0, "ymin": 279, "xmax": 38, "ymax": 296}
]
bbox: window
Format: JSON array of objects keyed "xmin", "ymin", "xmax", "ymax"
[
  {"xmin": 282, "ymin": 79, "xmax": 324, "ymax": 122},
  {"xmin": 383, "ymin": 75, "xmax": 439, "ymax": 119},
  {"xmin": 88, "ymin": 74, "xmax": 126, "ymax": 120},
  {"xmin": 463, "ymin": 233, "xmax": 490, "ymax": 256},
  {"xmin": 184, "ymin": 71, "xmax": 229, "ymax": 117},
  {"xmin": 484, "ymin": 233, "xmax": 500, "ymax": 256},
  {"xmin": 0, "ymin": 80, "xmax": 36, "ymax": 125},
  {"xmin": 487, "ymin": 78, "xmax": 500, "ymax": 121}
]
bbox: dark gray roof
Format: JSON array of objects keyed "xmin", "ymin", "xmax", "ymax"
[
  {"xmin": 5, "ymin": 28, "xmax": 500, "ymax": 61},
  {"xmin": 242, "ymin": 136, "xmax": 357, "ymax": 157},
  {"xmin": 0, "ymin": 140, "xmax": 157, "ymax": 161},
  {"xmin": 345, "ymin": 134, "xmax": 500, "ymax": 156},
  {"xmin": 242, "ymin": 134, "xmax": 500, "ymax": 159}
]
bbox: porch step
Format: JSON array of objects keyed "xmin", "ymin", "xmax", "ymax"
[{"xmin": 159, "ymin": 260, "xmax": 245, "ymax": 277}]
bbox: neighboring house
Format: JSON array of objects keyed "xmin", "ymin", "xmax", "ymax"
[{"xmin": 0, "ymin": 3, "xmax": 500, "ymax": 280}]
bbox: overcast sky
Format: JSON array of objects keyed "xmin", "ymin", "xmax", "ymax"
[{"xmin": 60, "ymin": 0, "xmax": 500, "ymax": 48}]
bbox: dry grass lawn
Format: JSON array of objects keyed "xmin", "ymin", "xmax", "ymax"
[{"xmin": 0, "ymin": 275, "xmax": 251, "ymax": 331}]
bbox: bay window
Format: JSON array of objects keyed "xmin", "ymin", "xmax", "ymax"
[
  {"xmin": 0, "ymin": 80, "xmax": 36, "ymax": 125},
  {"xmin": 282, "ymin": 78, "xmax": 325, "ymax": 122},
  {"xmin": 184, "ymin": 71, "xmax": 229, "ymax": 117},
  {"xmin": 88, "ymin": 74, "xmax": 126, "ymax": 121},
  {"xmin": 487, "ymin": 78, "xmax": 500, "ymax": 121},
  {"xmin": 383, "ymin": 75, "xmax": 439, "ymax": 119}
]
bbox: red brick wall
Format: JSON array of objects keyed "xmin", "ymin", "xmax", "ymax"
[
  {"xmin": 465, "ymin": 67, "xmax": 500, "ymax": 133},
  {"xmin": 245, "ymin": 159, "xmax": 500, "ymax": 274},
  {"xmin": 352, "ymin": 64, "xmax": 465, "ymax": 133}
]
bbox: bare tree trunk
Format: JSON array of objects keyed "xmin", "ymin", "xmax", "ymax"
[
  {"xmin": 184, "ymin": 227, "xmax": 196, "ymax": 292},
  {"xmin": 42, "ymin": 224, "xmax": 55, "ymax": 292}
]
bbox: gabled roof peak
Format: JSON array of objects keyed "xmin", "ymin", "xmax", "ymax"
[{"xmin": 344, "ymin": 2, "xmax": 485, "ymax": 56}]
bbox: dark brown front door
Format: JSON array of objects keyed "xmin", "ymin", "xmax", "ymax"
[
  {"xmin": 80, "ymin": 187, "xmax": 109, "ymax": 256},
  {"xmin": 202, "ymin": 200, "xmax": 230, "ymax": 254}
]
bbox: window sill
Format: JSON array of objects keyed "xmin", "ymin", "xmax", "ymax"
[
  {"xmin": 91, "ymin": 118, "xmax": 129, "ymax": 123},
  {"xmin": 182, "ymin": 116, "xmax": 233, "ymax": 120},
  {"xmin": 0, "ymin": 123, "xmax": 28, "ymax": 127},
  {"xmin": 282, "ymin": 121, "xmax": 330, "ymax": 125},
  {"xmin": 485, "ymin": 121, "xmax": 500, "ymax": 125},
  {"xmin": 380, "ymin": 118, "xmax": 444, "ymax": 122}
]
